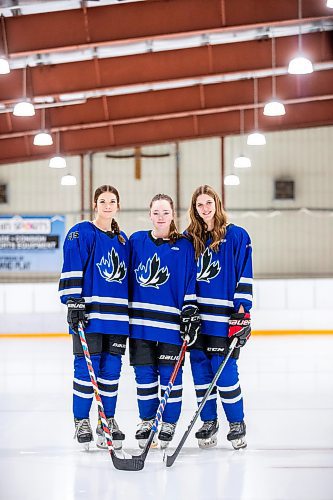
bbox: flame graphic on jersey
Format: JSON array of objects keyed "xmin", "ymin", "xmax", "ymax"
[
  {"xmin": 197, "ymin": 247, "xmax": 221, "ymax": 282},
  {"xmin": 135, "ymin": 253, "xmax": 169, "ymax": 288},
  {"xmin": 96, "ymin": 248, "xmax": 127, "ymax": 283}
]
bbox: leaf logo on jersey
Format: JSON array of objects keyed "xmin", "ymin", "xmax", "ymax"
[
  {"xmin": 96, "ymin": 248, "xmax": 127, "ymax": 283},
  {"xmin": 197, "ymin": 248, "xmax": 221, "ymax": 282},
  {"xmin": 135, "ymin": 253, "xmax": 169, "ymax": 288}
]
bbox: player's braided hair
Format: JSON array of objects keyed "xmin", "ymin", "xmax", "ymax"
[
  {"xmin": 187, "ymin": 185, "xmax": 228, "ymax": 260},
  {"xmin": 93, "ymin": 185, "xmax": 125, "ymax": 244},
  {"xmin": 149, "ymin": 193, "xmax": 183, "ymax": 244}
]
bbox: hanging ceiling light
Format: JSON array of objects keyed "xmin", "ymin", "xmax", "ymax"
[
  {"xmin": 247, "ymin": 78, "xmax": 266, "ymax": 146},
  {"xmin": 13, "ymin": 67, "xmax": 35, "ymax": 116},
  {"xmin": 61, "ymin": 173, "xmax": 77, "ymax": 186},
  {"xmin": 33, "ymin": 109, "xmax": 53, "ymax": 146},
  {"xmin": 288, "ymin": 0, "xmax": 313, "ymax": 75},
  {"xmin": 224, "ymin": 174, "xmax": 240, "ymax": 186},
  {"xmin": 234, "ymin": 109, "xmax": 252, "ymax": 168},
  {"xmin": 0, "ymin": 57, "xmax": 10, "ymax": 74},
  {"xmin": 49, "ymin": 132, "xmax": 66, "ymax": 168},
  {"xmin": 234, "ymin": 155, "xmax": 251, "ymax": 168},
  {"xmin": 264, "ymin": 36, "xmax": 286, "ymax": 117}
]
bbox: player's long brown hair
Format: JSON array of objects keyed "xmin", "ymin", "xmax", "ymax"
[
  {"xmin": 187, "ymin": 185, "xmax": 228, "ymax": 260},
  {"xmin": 149, "ymin": 194, "xmax": 183, "ymax": 244},
  {"xmin": 93, "ymin": 185, "xmax": 125, "ymax": 244}
]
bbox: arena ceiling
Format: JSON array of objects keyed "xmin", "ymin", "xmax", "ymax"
[{"xmin": 0, "ymin": 0, "xmax": 332, "ymax": 165}]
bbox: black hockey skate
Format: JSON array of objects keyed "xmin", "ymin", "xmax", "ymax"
[
  {"xmin": 96, "ymin": 417, "xmax": 125, "ymax": 451},
  {"xmin": 74, "ymin": 418, "xmax": 93, "ymax": 451},
  {"xmin": 158, "ymin": 422, "xmax": 176, "ymax": 449},
  {"xmin": 135, "ymin": 419, "xmax": 158, "ymax": 449},
  {"xmin": 227, "ymin": 421, "xmax": 247, "ymax": 450},
  {"xmin": 195, "ymin": 419, "xmax": 219, "ymax": 449}
]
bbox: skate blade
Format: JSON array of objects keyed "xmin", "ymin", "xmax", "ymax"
[
  {"xmin": 83, "ymin": 442, "xmax": 91, "ymax": 451},
  {"xmin": 198, "ymin": 436, "xmax": 218, "ymax": 449},
  {"xmin": 159, "ymin": 441, "xmax": 170, "ymax": 450},
  {"xmin": 96, "ymin": 435, "xmax": 123, "ymax": 451},
  {"xmin": 138, "ymin": 438, "xmax": 158, "ymax": 450},
  {"xmin": 231, "ymin": 438, "xmax": 247, "ymax": 450}
]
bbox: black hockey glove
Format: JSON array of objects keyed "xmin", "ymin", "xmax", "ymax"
[
  {"xmin": 228, "ymin": 312, "xmax": 251, "ymax": 347},
  {"xmin": 66, "ymin": 298, "xmax": 88, "ymax": 333},
  {"xmin": 180, "ymin": 305, "xmax": 201, "ymax": 347}
]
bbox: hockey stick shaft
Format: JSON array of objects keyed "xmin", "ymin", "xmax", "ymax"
[
  {"xmin": 140, "ymin": 339, "xmax": 188, "ymax": 460},
  {"xmin": 77, "ymin": 323, "xmax": 145, "ymax": 470},
  {"xmin": 165, "ymin": 337, "xmax": 238, "ymax": 467},
  {"xmin": 77, "ymin": 323, "xmax": 115, "ymax": 455}
]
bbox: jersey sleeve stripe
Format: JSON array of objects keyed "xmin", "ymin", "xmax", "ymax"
[
  {"xmin": 60, "ymin": 271, "xmax": 83, "ymax": 279},
  {"xmin": 59, "ymin": 287, "xmax": 82, "ymax": 297},
  {"xmin": 84, "ymin": 295, "xmax": 128, "ymax": 305}
]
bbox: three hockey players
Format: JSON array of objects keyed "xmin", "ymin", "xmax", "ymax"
[{"xmin": 59, "ymin": 185, "xmax": 253, "ymax": 454}]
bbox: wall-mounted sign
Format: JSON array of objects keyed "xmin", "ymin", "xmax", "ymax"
[{"xmin": 0, "ymin": 215, "xmax": 65, "ymax": 273}]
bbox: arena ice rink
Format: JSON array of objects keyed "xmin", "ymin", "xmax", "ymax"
[{"xmin": 1, "ymin": 334, "xmax": 332, "ymax": 500}]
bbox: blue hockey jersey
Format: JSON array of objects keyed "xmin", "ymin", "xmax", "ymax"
[
  {"xmin": 129, "ymin": 231, "xmax": 197, "ymax": 345},
  {"xmin": 59, "ymin": 221, "xmax": 129, "ymax": 336},
  {"xmin": 195, "ymin": 224, "xmax": 253, "ymax": 338}
]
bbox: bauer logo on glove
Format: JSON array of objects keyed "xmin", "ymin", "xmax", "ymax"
[
  {"xmin": 66, "ymin": 298, "xmax": 89, "ymax": 333},
  {"xmin": 228, "ymin": 312, "xmax": 251, "ymax": 347}
]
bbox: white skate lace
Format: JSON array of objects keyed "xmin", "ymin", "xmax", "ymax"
[
  {"xmin": 137, "ymin": 419, "xmax": 154, "ymax": 433},
  {"xmin": 74, "ymin": 418, "xmax": 91, "ymax": 439},
  {"xmin": 201, "ymin": 420, "xmax": 216, "ymax": 432},
  {"xmin": 229, "ymin": 422, "xmax": 242, "ymax": 433},
  {"xmin": 161, "ymin": 422, "xmax": 176, "ymax": 434}
]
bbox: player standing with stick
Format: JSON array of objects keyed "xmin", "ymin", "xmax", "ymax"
[
  {"xmin": 59, "ymin": 185, "xmax": 129, "ymax": 450},
  {"xmin": 186, "ymin": 185, "xmax": 253, "ymax": 450},
  {"xmin": 129, "ymin": 194, "xmax": 199, "ymax": 450}
]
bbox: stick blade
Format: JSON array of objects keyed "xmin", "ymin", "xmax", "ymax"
[
  {"xmin": 164, "ymin": 451, "xmax": 176, "ymax": 468},
  {"xmin": 111, "ymin": 452, "xmax": 145, "ymax": 471}
]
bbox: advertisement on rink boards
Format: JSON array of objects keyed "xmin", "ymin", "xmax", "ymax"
[{"xmin": 0, "ymin": 215, "xmax": 65, "ymax": 273}]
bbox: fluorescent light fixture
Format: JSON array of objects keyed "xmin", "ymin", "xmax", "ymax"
[
  {"xmin": 247, "ymin": 131, "xmax": 266, "ymax": 146},
  {"xmin": 33, "ymin": 131, "xmax": 53, "ymax": 146},
  {"xmin": 234, "ymin": 155, "xmax": 252, "ymax": 168},
  {"xmin": 49, "ymin": 156, "xmax": 67, "ymax": 168},
  {"xmin": 288, "ymin": 55, "xmax": 313, "ymax": 74},
  {"xmin": 13, "ymin": 100, "xmax": 35, "ymax": 117},
  {"xmin": 263, "ymin": 100, "xmax": 286, "ymax": 116},
  {"xmin": 326, "ymin": 0, "xmax": 333, "ymax": 7},
  {"xmin": 61, "ymin": 173, "xmax": 77, "ymax": 186},
  {"xmin": 0, "ymin": 57, "xmax": 10, "ymax": 74},
  {"xmin": 224, "ymin": 174, "xmax": 240, "ymax": 186}
]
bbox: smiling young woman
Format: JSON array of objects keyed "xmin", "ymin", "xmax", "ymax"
[
  {"xmin": 186, "ymin": 185, "xmax": 253, "ymax": 450},
  {"xmin": 58, "ymin": 185, "xmax": 129, "ymax": 450}
]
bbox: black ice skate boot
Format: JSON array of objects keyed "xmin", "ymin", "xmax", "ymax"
[
  {"xmin": 227, "ymin": 421, "xmax": 247, "ymax": 450},
  {"xmin": 158, "ymin": 422, "xmax": 176, "ymax": 449},
  {"xmin": 74, "ymin": 418, "xmax": 93, "ymax": 451},
  {"xmin": 195, "ymin": 419, "xmax": 219, "ymax": 449},
  {"xmin": 96, "ymin": 417, "xmax": 125, "ymax": 451},
  {"xmin": 135, "ymin": 419, "xmax": 158, "ymax": 449}
]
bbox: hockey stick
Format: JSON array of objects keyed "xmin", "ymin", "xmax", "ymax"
[
  {"xmin": 77, "ymin": 322, "xmax": 145, "ymax": 471},
  {"xmin": 165, "ymin": 337, "xmax": 238, "ymax": 467},
  {"xmin": 111, "ymin": 338, "xmax": 188, "ymax": 471}
]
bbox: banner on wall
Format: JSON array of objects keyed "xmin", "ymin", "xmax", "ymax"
[{"xmin": 0, "ymin": 215, "xmax": 65, "ymax": 273}]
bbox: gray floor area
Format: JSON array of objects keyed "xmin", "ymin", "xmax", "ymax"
[{"xmin": 0, "ymin": 335, "xmax": 332, "ymax": 500}]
